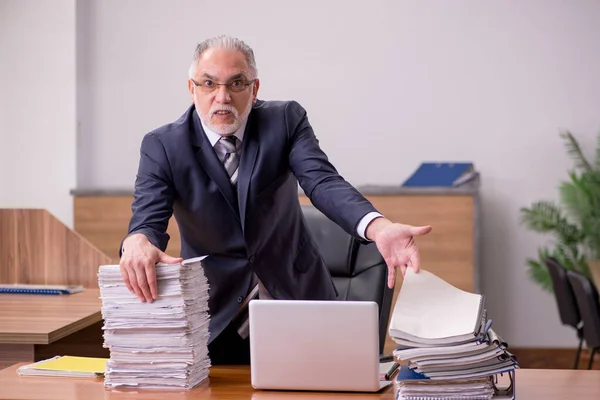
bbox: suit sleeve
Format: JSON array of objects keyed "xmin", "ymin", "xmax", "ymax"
[
  {"xmin": 120, "ymin": 133, "xmax": 175, "ymax": 256},
  {"xmin": 285, "ymin": 101, "xmax": 379, "ymax": 241}
]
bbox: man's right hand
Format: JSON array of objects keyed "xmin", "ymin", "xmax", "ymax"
[{"xmin": 119, "ymin": 233, "xmax": 183, "ymax": 302}]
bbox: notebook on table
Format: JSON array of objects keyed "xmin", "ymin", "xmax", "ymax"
[
  {"xmin": 0, "ymin": 284, "xmax": 84, "ymax": 295},
  {"xmin": 388, "ymin": 269, "xmax": 487, "ymax": 347},
  {"xmin": 17, "ymin": 356, "xmax": 108, "ymax": 378},
  {"xmin": 396, "ymin": 365, "xmax": 515, "ymax": 400}
]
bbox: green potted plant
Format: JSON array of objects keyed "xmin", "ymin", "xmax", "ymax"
[{"xmin": 520, "ymin": 131, "xmax": 600, "ymax": 293}]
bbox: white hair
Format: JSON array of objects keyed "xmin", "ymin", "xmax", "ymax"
[{"xmin": 188, "ymin": 35, "xmax": 258, "ymax": 78}]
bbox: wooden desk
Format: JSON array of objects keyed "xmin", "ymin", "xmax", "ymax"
[
  {"xmin": 0, "ymin": 290, "xmax": 106, "ymax": 369},
  {"xmin": 1, "ymin": 364, "xmax": 599, "ymax": 400}
]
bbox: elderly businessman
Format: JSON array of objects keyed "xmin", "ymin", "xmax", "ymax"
[{"xmin": 119, "ymin": 35, "xmax": 432, "ymax": 364}]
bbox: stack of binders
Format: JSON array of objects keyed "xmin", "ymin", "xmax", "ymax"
[
  {"xmin": 98, "ymin": 256, "xmax": 211, "ymax": 389},
  {"xmin": 388, "ymin": 269, "xmax": 517, "ymax": 400}
]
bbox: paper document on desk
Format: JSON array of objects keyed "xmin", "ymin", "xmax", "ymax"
[
  {"xmin": 17, "ymin": 356, "xmax": 107, "ymax": 377},
  {"xmin": 388, "ymin": 269, "xmax": 486, "ymax": 347},
  {"xmin": 98, "ymin": 256, "xmax": 211, "ymax": 390},
  {"xmin": 388, "ymin": 269, "xmax": 517, "ymax": 399}
]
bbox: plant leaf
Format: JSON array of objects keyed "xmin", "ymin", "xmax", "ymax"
[
  {"xmin": 520, "ymin": 201, "xmax": 563, "ymax": 232},
  {"xmin": 561, "ymin": 131, "xmax": 593, "ymax": 172},
  {"xmin": 526, "ymin": 248, "xmax": 553, "ymax": 293},
  {"xmin": 595, "ymin": 130, "xmax": 600, "ymax": 171},
  {"xmin": 522, "ymin": 130, "xmax": 599, "ymax": 292},
  {"xmin": 519, "ymin": 201, "xmax": 583, "ymax": 244},
  {"xmin": 560, "ymin": 171, "xmax": 600, "ymax": 257}
]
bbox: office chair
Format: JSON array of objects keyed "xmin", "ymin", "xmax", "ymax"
[
  {"xmin": 566, "ymin": 269, "xmax": 600, "ymax": 370},
  {"xmin": 545, "ymin": 257, "xmax": 585, "ymax": 369},
  {"xmin": 300, "ymin": 204, "xmax": 394, "ymax": 354}
]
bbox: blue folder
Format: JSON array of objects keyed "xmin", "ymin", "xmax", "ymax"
[
  {"xmin": 397, "ymin": 365, "xmax": 429, "ymax": 381},
  {"xmin": 0, "ymin": 284, "xmax": 84, "ymax": 295},
  {"xmin": 402, "ymin": 162, "xmax": 476, "ymax": 187}
]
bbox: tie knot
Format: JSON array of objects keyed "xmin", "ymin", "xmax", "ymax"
[{"xmin": 220, "ymin": 136, "xmax": 237, "ymax": 154}]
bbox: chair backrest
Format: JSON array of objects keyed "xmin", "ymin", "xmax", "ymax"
[
  {"xmin": 545, "ymin": 257, "xmax": 581, "ymax": 329},
  {"xmin": 301, "ymin": 205, "xmax": 393, "ymax": 354},
  {"xmin": 566, "ymin": 269, "xmax": 600, "ymax": 349}
]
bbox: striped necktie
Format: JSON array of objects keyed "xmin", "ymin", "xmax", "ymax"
[
  {"xmin": 217, "ymin": 136, "xmax": 239, "ymax": 185},
  {"xmin": 215, "ymin": 135, "xmax": 271, "ymax": 339}
]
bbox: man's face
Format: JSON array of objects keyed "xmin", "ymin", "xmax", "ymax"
[{"xmin": 188, "ymin": 48, "xmax": 260, "ymax": 135}]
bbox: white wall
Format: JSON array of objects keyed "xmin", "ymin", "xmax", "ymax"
[
  {"xmin": 5, "ymin": 0, "xmax": 600, "ymax": 347},
  {"xmin": 0, "ymin": 0, "xmax": 76, "ymax": 227}
]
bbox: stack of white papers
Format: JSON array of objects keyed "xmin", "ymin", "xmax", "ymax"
[
  {"xmin": 98, "ymin": 256, "xmax": 211, "ymax": 389},
  {"xmin": 388, "ymin": 269, "xmax": 487, "ymax": 347},
  {"xmin": 390, "ymin": 269, "xmax": 517, "ymax": 400},
  {"xmin": 396, "ymin": 375, "xmax": 495, "ymax": 400}
]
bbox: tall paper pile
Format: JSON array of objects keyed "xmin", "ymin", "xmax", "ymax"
[
  {"xmin": 389, "ymin": 269, "xmax": 517, "ymax": 400},
  {"xmin": 98, "ymin": 256, "xmax": 211, "ymax": 389}
]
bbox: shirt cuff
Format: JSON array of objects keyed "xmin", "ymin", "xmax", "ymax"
[{"xmin": 356, "ymin": 212, "xmax": 384, "ymax": 241}]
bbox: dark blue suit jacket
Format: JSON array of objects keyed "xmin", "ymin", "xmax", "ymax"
[{"xmin": 126, "ymin": 100, "xmax": 378, "ymax": 341}]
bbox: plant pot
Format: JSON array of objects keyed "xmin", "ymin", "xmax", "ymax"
[{"xmin": 587, "ymin": 259, "xmax": 600, "ymax": 291}]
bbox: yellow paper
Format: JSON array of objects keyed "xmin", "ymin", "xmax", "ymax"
[{"xmin": 30, "ymin": 356, "xmax": 108, "ymax": 374}]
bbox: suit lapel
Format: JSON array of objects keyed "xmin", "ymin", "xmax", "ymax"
[
  {"xmin": 237, "ymin": 112, "xmax": 259, "ymax": 232},
  {"xmin": 190, "ymin": 112, "xmax": 240, "ymax": 219}
]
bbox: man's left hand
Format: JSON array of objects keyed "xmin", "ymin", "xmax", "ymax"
[{"xmin": 365, "ymin": 217, "xmax": 432, "ymax": 288}]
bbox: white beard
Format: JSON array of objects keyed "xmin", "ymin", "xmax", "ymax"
[{"xmin": 198, "ymin": 96, "xmax": 253, "ymax": 135}]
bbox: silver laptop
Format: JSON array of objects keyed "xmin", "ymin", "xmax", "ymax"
[{"xmin": 249, "ymin": 299, "xmax": 392, "ymax": 392}]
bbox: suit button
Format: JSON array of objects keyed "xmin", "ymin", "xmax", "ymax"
[
  {"xmin": 248, "ymin": 255, "xmax": 255, "ymax": 263},
  {"xmin": 237, "ymin": 296, "xmax": 243, "ymax": 303}
]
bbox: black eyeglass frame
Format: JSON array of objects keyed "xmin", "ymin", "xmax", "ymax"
[{"xmin": 190, "ymin": 78, "xmax": 257, "ymax": 93}]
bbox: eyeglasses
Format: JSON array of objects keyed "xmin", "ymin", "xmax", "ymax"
[{"xmin": 191, "ymin": 78, "xmax": 256, "ymax": 93}]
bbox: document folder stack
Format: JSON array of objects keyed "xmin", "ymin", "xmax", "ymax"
[
  {"xmin": 98, "ymin": 256, "xmax": 211, "ymax": 389},
  {"xmin": 389, "ymin": 269, "xmax": 517, "ymax": 400}
]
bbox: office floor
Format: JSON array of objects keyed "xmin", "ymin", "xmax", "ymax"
[{"xmin": 511, "ymin": 347, "xmax": 599, "ymax": 369}]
